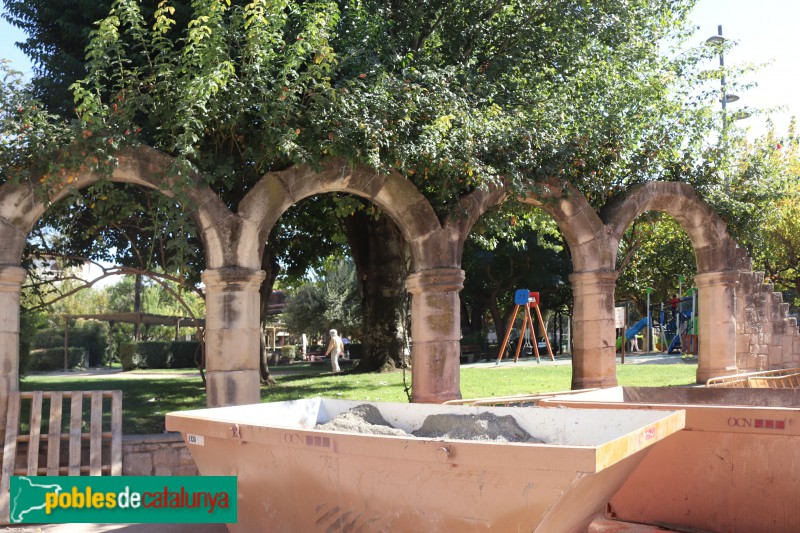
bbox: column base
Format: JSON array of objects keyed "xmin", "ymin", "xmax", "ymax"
[
  {"xmin": 696, "ymin": 365, "xmax": 738, "ymax": 384},
  {"xmin": 572, "ymin": 375, "xmax": 618, "ymax": 390},
  {"xmin": 410, "ymin": 339, "xmax": 461, "ymax": 404}
]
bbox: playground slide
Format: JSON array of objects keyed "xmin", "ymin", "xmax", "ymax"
[{"xmin": 615, "ymin": 318, "xmax": 650, "ymax": 350}]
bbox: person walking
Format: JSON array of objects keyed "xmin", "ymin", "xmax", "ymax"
[{"xmin": 325, "ymin": 329, "xmax": 344, "ymax": 372}]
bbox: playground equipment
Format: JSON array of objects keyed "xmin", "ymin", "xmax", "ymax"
[
  {"xmin": 541, "ymin": 387, "xmax": 800, "ymax": 532},
  {"xmin": 166, "ymin": 398, "xmax": 684, "ymax": 532},
  {"xmin": 614, "ymin": 317, "xmax": 650, "ymax": 351},
  {"xmin": 648, "ymin": 288, "xmax": 698, "ymax": 354},
  {"xmin": 496, "ymin": 289, "xmax": 554, "ymax": 364}
]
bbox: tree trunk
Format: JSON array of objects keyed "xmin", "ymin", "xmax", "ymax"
[
  {"xmin": 259, "ymin": 247, "xmax": 279, "ymax": 385},
  {"xmin": 344, "ymin": 210, "xmax": 408, "ymax": 372},
  {"xmin": 133, "ymin": 273, "xmax": 142, "ymax": 341}
]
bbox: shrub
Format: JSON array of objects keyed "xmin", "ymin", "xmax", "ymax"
[
  {"xmin": 169, "ymin": 341, "xmax": 201, "ymax": 368},
  {"xmin": 119, "ymin": 343, "xmax": 137, "ymax": 371},
  {"xmin": 19, "ymin": 310, "xmax": 46, "ymax": 376},
  {"xmin": 119, "ymin": 341, "xmax": 171, "ymax": 370},
  {"xmin": 33, "ymin": 321, "xmax": 108, "ymax": 366},
  {"xmin": 280, "ymin": 345, "xmax": 297, "ymax": 362},
  {"xmin": 28, "ymin": 347, "xmax": 85, "ymax": 371}
]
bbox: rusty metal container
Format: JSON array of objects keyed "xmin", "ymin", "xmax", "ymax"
[
  {"xmin": 165, "ymin": 398, "xmax": 684, "ymax": 532},
  {"xmin": 541, "ymin": 386, "xmax": 800, "ymax": 533}
]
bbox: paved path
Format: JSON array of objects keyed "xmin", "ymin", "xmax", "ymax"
[{"xmin": 463, "ymin": 351, "xmax": 690, "ymax": 369}]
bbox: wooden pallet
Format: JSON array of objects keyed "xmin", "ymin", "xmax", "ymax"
[
  {"xmin": 0, "ymin": 390, "xmax": 122, "ymax": 523},
  {"xmin": 706, "ymin": 368, "xmax": 800, "ymax": 388}
]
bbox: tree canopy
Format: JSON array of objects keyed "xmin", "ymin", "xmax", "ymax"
[
  {"xmin": 1, "ymin": 0, "xmax": 719, "ymax": 203},
  {"xmin": 4, "ymin": 0, "xmax": 763, "ymax": 371}
]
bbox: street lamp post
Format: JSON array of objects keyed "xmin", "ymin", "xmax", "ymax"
[
  {"xmin": 706, "ymin": 25, "xmax": 749, "ymax": 193},
  {"xmin": 706, "ymin": 26, "xmax": 740, "ymax": 120}
]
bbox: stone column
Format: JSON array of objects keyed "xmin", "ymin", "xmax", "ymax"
[
  {"xmin": 0, "ymin": 266, "xmax": 27, "ymax": 439},
  {"xmin": 201, "ymin": 268, "xmax": 266, "ymax": 407},
  {"xmin": 695, "ymin": 270, "xmax": 738, "ymax": 383},
  {"xmin": 569, "ymin": 270, "xmax": 619, "ymax": 390},
  {"xmin": 406, "ymin": 268, "xmax": 465, "ymax": 403}
]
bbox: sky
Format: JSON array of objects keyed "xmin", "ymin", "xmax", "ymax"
[
  {"xmin": 2, "ymin": 0, "xmax": 798, "ymax": 139},
  {"xmin": 688, "ymin": 0, "xmax": 800, "ymax": 137}
]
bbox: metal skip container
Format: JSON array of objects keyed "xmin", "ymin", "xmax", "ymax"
[
  {"xmin": 165, "ymin": 398, "xmax": 684, "ymax": 532},
  {"xmin": 540, "ymin": 387, "xmax": 800, "ymax": 533}
]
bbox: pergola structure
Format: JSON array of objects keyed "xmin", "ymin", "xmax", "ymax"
[{"xmin": 62, "ymin": 312, "xmax": 205, "ymax": 369}]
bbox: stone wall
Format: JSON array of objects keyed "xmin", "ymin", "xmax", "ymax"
[
  {"xmin": 735, "ymin": 250, "xmax": 800, "ymax": 372},
  {"xmin": 122, "ymin": 433, "xmax": 197, "ymax": 476}
]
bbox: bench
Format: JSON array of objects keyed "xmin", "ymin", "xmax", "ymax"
[
  {"xmin": 460, "ymin": 344, "xmax": 484, "ymax": 364},
  {"xmin": 1, "ymin": 390, "xmax": 122, "ymax": 523}
]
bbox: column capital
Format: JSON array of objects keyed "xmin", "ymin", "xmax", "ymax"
[
  {"xmin": 0, "ymin": 266, "xmax": 27, "ymax": 289},
  {"xmin": 406, "ymin": 268, "xmax": 465, "ymax": 295},
  {"xmin": 694, "ymin": 269, "xmax": 739, "ymax": 287},
  {"xmin": 569, "ymin": 269, "xmax": 618, "ymax": 288},
  {"xmin": 201, "ymin": 267, "xmax": 265, "ymax": 292}
]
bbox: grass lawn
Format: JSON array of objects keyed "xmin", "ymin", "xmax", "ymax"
[{"xmin": 20, "ymin": 362, "xmax": 699, "ymax": 434}]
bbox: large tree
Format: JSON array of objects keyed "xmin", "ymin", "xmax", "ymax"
[
  {"xmin": 718, "ymin": 121, "xmax": 800, "ymax": 311},
  {"xmin": 4, "ymin": 0, "xmax": 725, "ymax": 375}
]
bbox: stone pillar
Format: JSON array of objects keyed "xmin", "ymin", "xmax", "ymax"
[
  {"xmin": 201, "ymin": 268, "xmax": 266, "ymax": 407},
  {"xmin": 695, "ymin": 270, "xmax": 738, "ymax": 383},
  {"xmin": 0, "ymin": 266, "xmax": 27, "ymax": 439},
  {"xmin": 569, "ymin": 270, "xmax": 619, "ymax": 390},
  {"xmin": 406, "ymin": 268, "xmax": 465, "ymax": 403}
]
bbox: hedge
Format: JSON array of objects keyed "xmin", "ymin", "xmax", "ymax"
[
  {"xmin": 34, "ymin": 322, "xmax": 108, "ymax": 366},
  {"xmin": 27, "ymin": 347, "xmax": 86, "ymax": 371},
  {"xmin": 120, "ymin": 341, "xmax": 202, "ymax": 370},
  {"xmin": 170, "ymin": 341, "xmax": 201, "ymax": 369},
  {"xmin": 280, "ymin": 345, "xmax": 299, "ymax": 361}
]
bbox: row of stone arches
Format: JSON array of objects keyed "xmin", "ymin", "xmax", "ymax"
[{"xmin": 0, "ymin": 146, "xmax": 745, "ymax": 418}]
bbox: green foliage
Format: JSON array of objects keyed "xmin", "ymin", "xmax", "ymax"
[
  {"xmin": 120, "ymin": 340, "xmax": 200, "ymax": 369},
  {"xmin": 27, "ymin": 347, "xmax": 86, "ymax": 371},
  {"xmin": 709, "ymin": 121, "xmax": 800, "ymax": 311},
  {"xmin": 11, "ymin": 0, "xmax": 716, "ymax": 211},
  {"xmin": 19, "ymin": 309, "xmax": 48, "ymax": 375},
  {"xmin": 280, "ymin": 345, "xmax": 298, "ymax": 360},
  {"xmin": 283, "ymin": 258, "xmax": 362, "ymax": 338},
  {"xmin": 33, "ymin": 320, "xmax": 109, "ymax": 366},
  {"xmin": 2, "ymin": 0, "xmax": 115, "ymax": 113},
  {"xmin": 462, "ymin": 206, "xmax": 572, "ymax": 335},
  {"xmin": 615, "ymin": 213, "xmax": 696, "ymax": 313},
  {"xmin": 120, "ymin": 341, "xmax": 171, "ymax": 370},
  {"xmin": 169, "ymin": 341, "xmax": 201, "ymax": 368},
  {"xmin": 118, "ymin": 342, "xmax": 137, "ymax": 370}
]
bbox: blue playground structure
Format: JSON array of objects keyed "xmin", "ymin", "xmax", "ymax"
[
  {"xmin": 617, "ymin": 287, "xmax": 699, "ymax": 354},
  {"xmin": 653, "ymin": 291, "xmax": 698, "ymax": 354},
  {"xmin": 615, "ymin": 317, "xmax": 650, "ymax": 350}
]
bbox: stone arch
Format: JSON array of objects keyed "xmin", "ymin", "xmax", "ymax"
[
  {"xmin": 517, "ymin": 180, "xmax": 613, "ymax": 272},
  {"xmin": 239, "ymin": 160, "xmax": 473, "ymax": 402},
  {"xmin": 237, "ymin": 159, "xmax": 443, "ymax": 271},
  {"xmin": 601, "ymin": 182, "xmax": 741, "ymax": 382},
  {"xmin": 0, "ymin": 145, "xmax": 251, "ymax": 414},
  {"xmin": 602, "ymin": 182, "xmax": 738, "ymax": 274},
  {"xmin": 513, "ymin": 181, "xmax": 618, "ymax": 389},
  {"xmin": 0, "ymin": 145, "xmax": 232, "ymax": 268}
]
